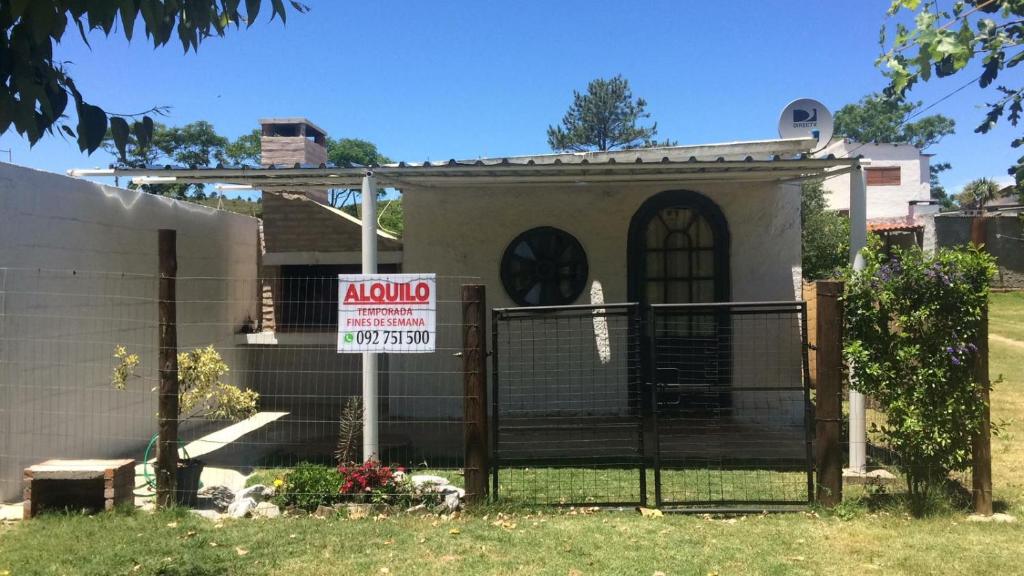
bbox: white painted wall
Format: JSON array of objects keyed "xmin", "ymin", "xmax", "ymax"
[
  {"xmin": 0, "ymin": 163, "xmax": 260, "ymax": 501},
  {"xmin": 820, "ymin": 140, "xmax": 930, "ymax": 219},
  {"xmin": 397, "ymin": 180, "xmax": 804, "ymax": 425}
]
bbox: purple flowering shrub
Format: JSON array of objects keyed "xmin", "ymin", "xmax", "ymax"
[{"xmin": 844, "ymin": 237, "xmax": 995, "ymax": 499}]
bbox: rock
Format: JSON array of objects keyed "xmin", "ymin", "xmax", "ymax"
[
  {"xmin": 443, "ymin": 492, "xmax": 461, "ymax": 513},
  {"xmin": 967, "ymin": 513, "xmax": 1017, "ymax": 523},
  {"xmin": 409, "ymin": 475, "xmax": 450, "ymax": 488},
  {"xmin": 198, "ymin": 485, "xmax": 236, "ymax": 512},
  {"xmin": 313, "ymin": 505, "xmax": 336, "ymax": 518},
  {"xmin": 438, "ymin": 485, "xmax": 465, "ymax": 498},
  {"xmin": 253, "ymin": 501, "xmax": 281, "ymax": 519},
  {"xmin": 227, "ymin": 497, "xmax": 257, "ymax": 518},
  {"xmin": 347, "ymin": 503, "xmax": 372, "ymax": 519},
  {"xmin": 235, "ymin": 484, "xmax": 273, "ymax": 503}
]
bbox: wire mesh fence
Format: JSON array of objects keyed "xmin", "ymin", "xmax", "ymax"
[
  {"xmin": 491, "ymin": 304, "xmax": 645, "ymax": 506},
  {"xmin": 490, "ymin": 301, "xmax": 814, "ymax": 510},
  {"xmin": 0, "ymin": 267, "xmax": 475, "ymax": 508},
  {"xmin": 649, "ymin": 302, "xmax": 812, "ymax": 509}
]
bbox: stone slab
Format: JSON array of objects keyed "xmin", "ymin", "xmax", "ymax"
[
  {"xmin": 26, "ymin": 459, "xmax": 135, "ymax": 480},
  {"xmin": 842, "ymin": 468, "xmax": 898, "ymax": 486}
]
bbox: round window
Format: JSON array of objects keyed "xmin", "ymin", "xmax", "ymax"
[{"xmin": 500, "ymin": 226, "xmax": 589, "ymax": 306}]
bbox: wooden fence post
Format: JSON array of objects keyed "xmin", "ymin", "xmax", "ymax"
[
  {"xmin": 156, "ymin": 229, "xmax": 179, "ymax": 509},
  {"xmin": 972, "ymin": 303, "xmax": 993, "ymax": 515},
  {"xmin": 814, "ymin": 280, "xmax": 844, "ymax": 507},
  {"xmin": 462, "ymin": 285, "xmax": 488, "ymax": 504},
  {"xmin": 970, "ymin": 217, "xmax": 993, "ymax": 516}
]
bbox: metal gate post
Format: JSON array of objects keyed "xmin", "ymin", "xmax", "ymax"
[
  {"xmin": 800, "ymin": 301, "xmax": 815, "ymax": 504},
  {"xmin": 647, "ymin": 305, "xmax": 663, "ymax": 508},
  {"xmin": 490, "ymin": 309, "xmax": 500, "ymax": 501},
  {"xmin": 634, "ymin": 304, "xmax": 647, "ymax": 507}
]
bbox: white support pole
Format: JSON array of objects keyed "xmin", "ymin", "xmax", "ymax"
[
  {"xmin": 848, "ymin": 163, "xmax": 868, "ymax": 473},
  {"xmin": 361, "ymin": 172, "xmax": 379, "ymax": 462}
]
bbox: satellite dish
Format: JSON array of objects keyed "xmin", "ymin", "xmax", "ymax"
[{"xmin": 778, "ymin": 98, "xmax": 833, "ymax": 151}]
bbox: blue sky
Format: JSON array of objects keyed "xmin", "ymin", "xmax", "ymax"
[{"xmin": 1, "ymin": 1, "xmax": 1020, "ymax": 195}]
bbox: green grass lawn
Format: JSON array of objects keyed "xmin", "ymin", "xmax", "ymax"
[
  {"xmin": 2, "ymin": 294, "xmax": 1023, "ymax": 575},
  {"xmin": 1, "ymin": 505, "xmax": 1021, "ymax": 575},
  {"xmin": 990, "ymin": 291, "xmax": 1024, "ymax": 343}
]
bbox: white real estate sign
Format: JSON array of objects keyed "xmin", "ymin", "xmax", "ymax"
[{"xmin": 337, "ymin": 273, "xmax": 437, "ymax": 353}]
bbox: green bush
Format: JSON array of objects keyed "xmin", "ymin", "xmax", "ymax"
[
  {"xmin": 843, "ymin": 238, "xmax": 995, "ymax": 506},
  {"xmin": 801, "ymin": 179, "xmax": 850, "ymax": 281},
  {"xmin": 274, "ymin": 463, "xmax": 343, "ymax": 511}
]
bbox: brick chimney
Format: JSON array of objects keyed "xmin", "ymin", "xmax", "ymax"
[
  {"xmin": 259, "ymin": 117, "xmax": 328, "ymax": 167},
  {"xmin": 259, "ymin": 117, "xmax": 329, "ymax": 203}
]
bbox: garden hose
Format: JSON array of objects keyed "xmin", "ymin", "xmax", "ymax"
[{"xmin": 133, "ymin": 433, "xmax": 194, "ymax": 497}]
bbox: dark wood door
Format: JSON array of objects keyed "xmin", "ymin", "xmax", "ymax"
[{"xmin": 627, "ymin": 191, "xmax": 730, "ymax": 412}]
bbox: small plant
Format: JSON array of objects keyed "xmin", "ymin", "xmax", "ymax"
[
  {"xmin": 177, "ymin": 346, "xmax": 258, "ymax": 421},
  {"xmin": 111, "ymin": 344, "xmax": 258, "ymax": 421},
  {"xmin": 334, "ymin": 397, "xmax": 362, "ymax": 465},
  {"xmin": 337, "ymin": 460, "xmax": 402, "ymax": 497},
  {"xmin": 111, "ymin": 346, "xmax": 139, "ymax": 390},
  {"xmin": 273, "ymin": 463, "xmax": 344, "ymax": 510}
]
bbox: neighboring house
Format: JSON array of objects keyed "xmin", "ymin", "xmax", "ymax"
[{"xmin": 818, "ymin": 139, "xmax": 931, "ymax": 220}]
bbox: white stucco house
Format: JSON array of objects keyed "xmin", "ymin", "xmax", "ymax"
[
  {"xmin": 65, "ymin": 123, "xmax": 871, "ymax": 470},
  {"xmin": 818, "ymin": 139, "xmax": 931, "ymax": 220}
]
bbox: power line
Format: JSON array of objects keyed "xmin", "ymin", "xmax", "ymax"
[{"xmin": 835, "ymin": 73, "xmax": 982, "ymax": 161}]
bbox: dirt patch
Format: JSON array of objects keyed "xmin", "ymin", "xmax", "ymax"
[{"xmin": 991, "ymin": 334, "xmax": 1024, "ymax": 349}]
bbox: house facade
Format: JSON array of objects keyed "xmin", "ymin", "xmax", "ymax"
[
  {"xmin": 819, "ymin": 139, "xmax": 931, "ymax": 220},
  {"xmin": 66, "ymin": 126, "xmax": 866, "ymax": 469}
]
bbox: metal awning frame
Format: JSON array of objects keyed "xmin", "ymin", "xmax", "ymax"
[{"xmin": 69, "ymin": 157, "xmax": 860, "ymax": 191}]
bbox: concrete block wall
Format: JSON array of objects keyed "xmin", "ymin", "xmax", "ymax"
[
  {"xmin": 0, "ymin": 163, "xmax": 260, "ymax": 502},
  {"xmin": 934, "ymin": 214, "xmax": 1024, "ymax": 289}
]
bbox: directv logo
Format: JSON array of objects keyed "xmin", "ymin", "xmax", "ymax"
[{"xmin": 792, "ymin": 107, "xmax": 818, "ymax": 128}]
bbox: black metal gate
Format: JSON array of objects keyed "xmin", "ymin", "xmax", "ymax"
[
  {"xmin": 647, "ymin": 301, "xmax": 813, "ymax": 511},
  {"xmin": 490, "ymin": 301, "xmax": 813, "ymax": 511}
]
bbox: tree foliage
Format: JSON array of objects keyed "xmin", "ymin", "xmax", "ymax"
[
  {"xmin": 225, "ymin": 128, "xmax": 262, "ymax": 166},
  {"xmin": 844, "ymin": 238, "xmax": 995, "ymax": 506},
  {"xmin": 801, "ymin": 179, "xmax": 850, "ymax": 280},
  {"xmin": 956, "ymin": 176, "xmax": 1005, "ymax": 209},
  {"xmin": 102, "ymin": 120, "xmax": 260, "ymax": 198},
  {"xmin": 326, "ymin": 138, "xmax": 393, "ymax": 206},
  {"xmin": 833, "ymin": 93, "xmax": 955, "ymax": 149},
  {"xmin": 327, "ymin": 137, "xmax": 392, "ymax": 167},
  {"xmin": 1, "ymin": 1, "xmax": 307, "ymax": 157},
  {"xmin": 929, "ymin": 161, "xmax": 956, "ymax": 208},
  {"xmin": 547, "ymin": 75, "xmax": 675, "ymax": 152},
  {"xmin": 880, "ymin": 0, "xmax": 1024, "ymax": 201}
]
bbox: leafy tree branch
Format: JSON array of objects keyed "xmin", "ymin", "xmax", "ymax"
[{"xmin": 1, "ymin": 1, "xmax": 308, "ymax": 158}]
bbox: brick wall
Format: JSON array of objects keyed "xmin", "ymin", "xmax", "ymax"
[{"xmin": 260, "ymin": 137, "xmax": 328, "ymax": 167}]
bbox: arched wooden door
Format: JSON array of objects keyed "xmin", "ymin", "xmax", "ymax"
[{"xmin": 628, "ymin": 191, "xmax": 731, "ymax": 412}]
